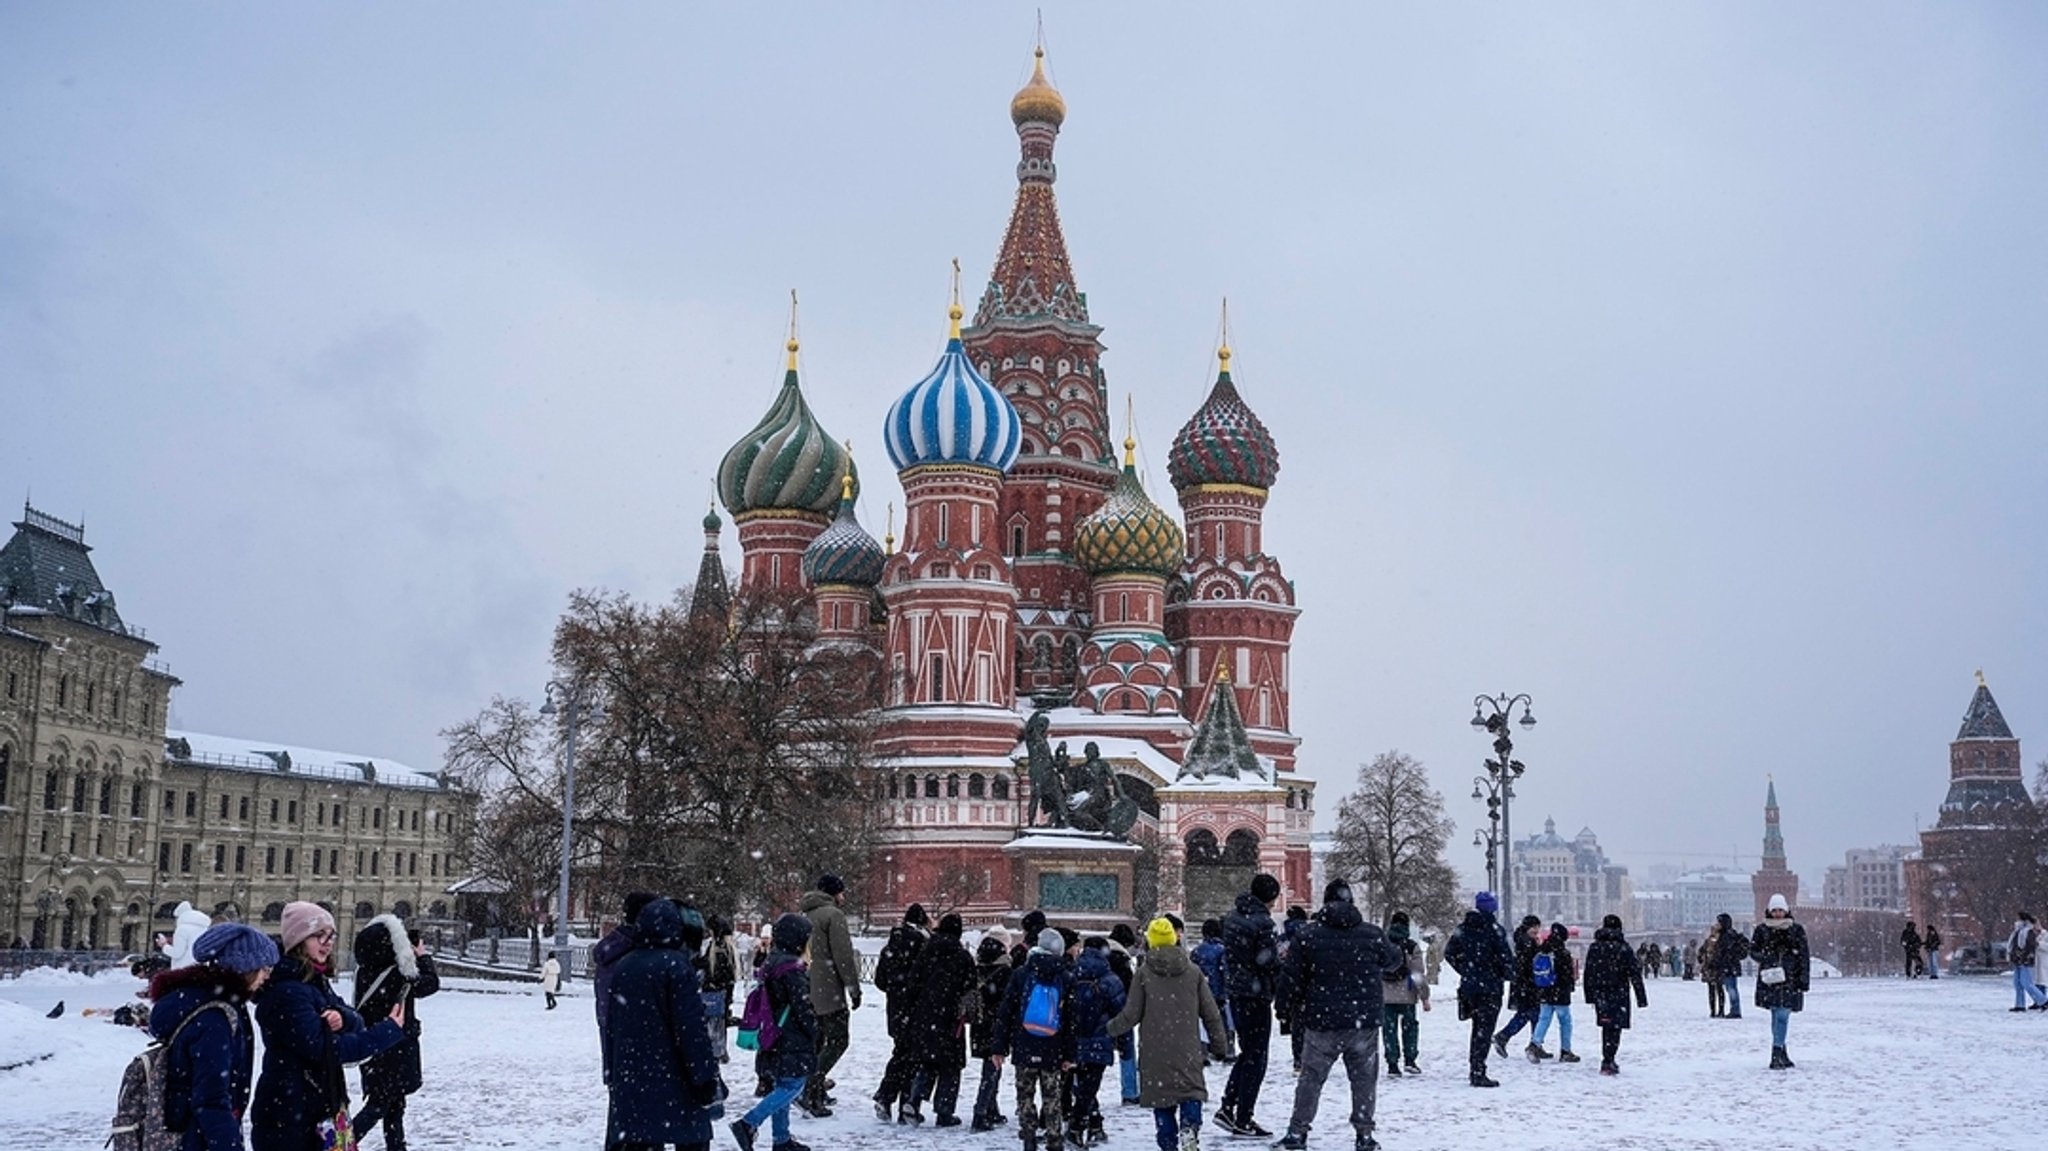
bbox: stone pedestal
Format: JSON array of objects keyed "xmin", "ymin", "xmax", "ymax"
[{"xmin": 1002, "ymin": 829, "xmax": 1143, "ymax": 930}]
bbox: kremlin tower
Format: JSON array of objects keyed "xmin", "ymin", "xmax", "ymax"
[{"xmin": 701, "ymin": 43, "xmax": 1315, "ymax": 923}]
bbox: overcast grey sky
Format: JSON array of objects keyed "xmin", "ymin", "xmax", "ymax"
[{"xmin": 5, "ymin": 5, "xmax": 2044, "ymax": 890}]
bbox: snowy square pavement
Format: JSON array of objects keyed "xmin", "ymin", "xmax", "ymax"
[{"xmin": 3, "ymin": 966, "xmax": 2040, "ymax": 1150}]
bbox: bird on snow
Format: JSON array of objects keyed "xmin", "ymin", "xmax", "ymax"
[{"xmin": 46, "ymin": 1000, "xmax": 64, "ymax": 1018}]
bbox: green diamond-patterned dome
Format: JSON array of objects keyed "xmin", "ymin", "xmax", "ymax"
[
  {"xmin": 1075, "ymin": 461, "xmax": 1185, "ymax": 578},
  {"xmin": 717, "ymin": 345, "xmax": 855, "ymax": 519}
]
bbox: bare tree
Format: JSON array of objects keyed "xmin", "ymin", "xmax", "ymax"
[{"xmin": 1326, "ymin": 750, "xmax": 1462, "ymax": 931}]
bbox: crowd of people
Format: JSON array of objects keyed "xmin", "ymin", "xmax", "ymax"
[{"xmin": 156, "ymin": 879, "xmax": 2048, "ymax": 1151}]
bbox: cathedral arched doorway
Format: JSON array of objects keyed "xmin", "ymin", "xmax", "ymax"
[{"xmin": 1183, "ymin": 827, "xmax": 1259, "ymax": 923}]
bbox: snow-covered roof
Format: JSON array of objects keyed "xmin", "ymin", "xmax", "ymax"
[
  {"xmin": 1000, "ymin": 829, "xmax": 1143, "ymax": 854},
  {"xmin": 166, "ymin": 728, "xmax": 445, "ymax": 790}
]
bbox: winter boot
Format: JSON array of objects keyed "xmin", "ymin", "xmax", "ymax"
[
  {"xmin": 1275, "ymin": 1134, "xmax": 1308, "ymax": 1151},
  {"xmin": 937, "ymin": 1115, "xmax": 963, "ymax": 1129},
  {"xmin": 1525, "ymin": 1043, "xmax": 1549, "ymax": 1063},
  {"xmin": 1769, "ymin": 1046, "xmax": 1789, "ymax": 1069},
  {"xmin": 1557, "ymin": 1050, "xmax": 1582, "ymax": 1064},
  {"xmin": 1238, "ymin": 1118, "xmax": 1273, "ymax": 1138},
  {"xmin": 773, "ymin": 1140, "xmax": 813, "ymax": 1151},
  {"xmin": 1469, "ymin": 1073, "xmax": 1499, "ymax": 1088},
  {"xmin": 874, "ymin": 1100, "xmax": 894, "ymax": 1123},
  {"xmin": 731, "ymin": 1119, "xmax": 758, "ymax": 1151},
  {"xmin": 1402, "ymin": 1060, "xmax": 1420, "ymax": 1075},
  {"xmin": 1356, "ymin": 1136, "xmax": 1380, "ymax": 1151},
  {"xmin": 1491, "ymin": 1033, "xmax": 1510, "ymax": 1059},
  {"xmin": 899, "ymin": 1104, "xmax": 926, "ymax": 1125},
  {"xmin": 1213, "ymin": 1112, "xmax": 1245, "ymax": 1137},
  {"xmin": 1089, "ymin": 1115, "xmax": 1108, "ymax": 1144},
  {"xmin": 1599, "ymin": 1061, "xmax": 1618, "ymax": 1076},
  {"xmin": 1385, "ymin": 1061, "xmax": 1403, "ymax": 1078},
  {"xmin": 1022, "ymin": 1129, "xmax": 1040, "ymax": 1151},
  {"xmin": 1780, "ymin": 1047, "xmax": 1795, "ymax": 1068},
  {"xmin": 1177, "ymin": 1126, "xmax": 1201, "ymax": 1151},
  {"xmin": 973, "ymin": 1116, "xmax": 999, "ymax": 1134}
]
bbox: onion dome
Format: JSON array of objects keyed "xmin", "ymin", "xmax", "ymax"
[
  {"xmin": 802, "ymin": 473, "xmax": 885, "ymax": 587},
  {"xmin": 718, "ymin": 336, "xmax": 856, "ymax": 518},
  {"xmin": 1010, "ymin": 46, "xmax": 1066, "ymax": 128},
  {"xmin": 702, "ymin": 504, "xmax": 723, "ymax": 533},
  {"xmin": 884, "ymin": 301, "xmax": 1022, "ymax": 474},
  {"xmin": 1167, "ymin": 344, "xmax": 1280, "ymax": 492},
  {"xmin": 1075, "ymin": 438, "xmax": 1186, "ymax": 577}
]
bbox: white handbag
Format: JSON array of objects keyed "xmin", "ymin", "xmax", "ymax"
[{"xmin": 1759, "ymin": 965, "xmax": 1786, "ymax": 986}]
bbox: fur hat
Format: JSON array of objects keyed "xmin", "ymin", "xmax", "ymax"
[
  {"xmin": 982, "ymin": 925, "xmax": 1012, "ymax": 949},
  {"xmin": 1474, "ymin": 891, "xmax": 1498, "ymax": 915},
  {"xmin": 1036, "ymin": 928, "xmax": 1065, "ymax": 955},
  {"xmin": 353, "ymin": 914, "xmax": 420, "ymax": 980},
  {"xmin": 1145, "ymin": 917, "xmax": 1179, "ymax": 949},
  {"xmin": 1767, "ymin": 893, "xmax": 1789, "ymax": 914},
  {"xmin": 817, "ymin": 874, "xmax": 846, "ymax": 896},
  {"xmin": 280, "ymin": 901, "xmax": 336, "ymax": 955},
  {"xmin": 191, "ymin": 923, "xmax": 280, "ymax": 974},
  {"xmin": 977, "ymin": 936, "xmax": 1009, "ymax": 964},
  {"xmin": 1250, "ymin": 873, "xmax": 1282, "ymax": 904}
]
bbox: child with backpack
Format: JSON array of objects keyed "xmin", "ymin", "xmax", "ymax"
[
  {"xmin": 1108, "ymin": 918, "xmax": 1228, "ymax": 1151},
  {"xmin": 120, "ymin": 923, "xmax": 280, "ymax": 1151},
  {"xmin": 1526, "ymin": 923, "xmax": 1579, "ymax": 1063},
  {"xmin": 1063, "ymin": 938, "xmax": 1128, "ymax": 1147},
  {"xmin": 994, "ymin": 928, "xmax": 1076, "ymax": 1151},
  {"xmin": 731, "ymin": 913, "xmax": 819, "ymax": 1151},
  {"xmin": 1189, "ymin": 920, "xmax": 1231, "ymax": 1064}
]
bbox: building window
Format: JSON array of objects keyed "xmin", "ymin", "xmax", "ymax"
[
  {"xmin": 180, "ymin": 843, "xmax": 193, "ymax": 873},
  {"xmin": 316, "ymin": 802, "xmax": 326, "ymax": 827},
  {"xmin": 409, "ymin": 852, "xmax": 418, "ymax": 876},
  {"xmin": 56, "ymin": 675, "xmax": 68, "ymax": 708},
  {"xmin": 288, "ymin": 800, "xmax": 298, "ymax": 824},
  {"xmin": 99, "ymin": 778, "xmax": 113, "ymax": 815},
  {"xmin": 283, "ymin": 847, "xmax": 295, "ymax": 874},
  {"xmin": 234, "ymin": 845, "xmax": 246, "ymax": 873},
  {"xmin": 265, "ymin": 846, "xmax": 276, "ymax": 873},
  {"xmin": 992, "ymin": 775, "xmax": 1010, "ymax": 800},
  {"xmin": 0, "ymin": 745, "xmax": 8, "ymax": 801},
  {"xmin": 373, "ymin": 808, "xmax": 383, "ymax": 830},
  {"xmin": 369, "ymin": 851, "xmax": 379, "ymax": 877},
  {"xmin": 310, "ymin": 850, "xmax": 321, "ymax": 876},
  {"xmin": 71, "ymin": 775, "xmax": 86, "ymax": 811},
  {"xmin": 929, "ymin": 653, "xmax": 946, "ymax": 702},
  {"xmin": 185, "ymin": 792, "xmax": 196, "ymax": 818},
  {"xmin": 238, "ymin": 796, "xmax": 249, "ymax": 821},
  {"xmin": 44, "ymin": 771, "xmax": 59, "ymax": 810},
  {"xmin": 85, "ymin": 682, "xmax": 95, "ymax": 712},
  {"xmin": 4, "ymin": 671, "xmax": 14, "ymax": 699},
  {"xmin": 947, "ymin": 773, "xmax": 961, "ymax": 798},
  {"xmin": 130, "ymin": 783, "xmax": 144, "ymax": 818},
  {"xmin": 212, "ymin": 845, "xmax": 225, "ymax": 873},
  {"xmin": 968, "ymin": 773, "xmax": 986, "ymax": 798},
  {"xmin": 430, "ymin": 854, "xmax": 439, "ymax": 877},
  {"xmin": 218, "ymin": 794, "xmax": 229, "ymax": 819},
  {"xmin": 162, "ymin": 788, "xmax": 177, "ymax": 815},
  {"xmin": 329, "ymin": 848, "xmax": 339, "ymax": 874},
  {"xmin": 270, "ymin": 798, "xmax": 279, "ymax": 822},
  {"xmin": 356, "ymin": 849, "xmax": 365, "ymax": 875},
  {"xmin": 1011, "ymin": 524, "xmax": 1027, "ymax": 557},
  {"xmin": 158, "ymin": 842, "xmax": 172, "ymax": 874}
]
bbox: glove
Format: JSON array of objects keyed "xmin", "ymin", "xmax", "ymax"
[{"xmin": 849, "ymin": 988, "xmax": 863, "ymax": 1011}]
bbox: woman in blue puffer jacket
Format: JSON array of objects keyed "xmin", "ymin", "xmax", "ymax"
[
  {"xmin": 251, "ymin": 902, "xmax": 406, "ymax": 1151},
  {"xmin": 148, "ymin": 923, "xmax": 281, "ymax": 1150}
]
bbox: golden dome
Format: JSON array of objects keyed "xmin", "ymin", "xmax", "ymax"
[{"xmin": 1010, "ymin": 47, "xmax": 1067, "ymax": 127}]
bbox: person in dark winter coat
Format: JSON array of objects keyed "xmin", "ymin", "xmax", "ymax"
[
  {"xmin": 703, "ymin": 915, "xmax": 741, "ymax": 1061},
  {"xmin": 252, "ymin": 903, "xmax": 405, "ymax": 1151},
  {"xmin": 1491, "ymin": 915, "xmax": 1544, "ymax": 1058},
  {"xmin": 732, "ymin": 913, "xmax": 820, "ymax": 1151},
  {"xmin": 1751, "ymin": 894, "xmax": 1812, "ymax": 1068},
  {"xmin": 1272, "ymin": 881, "xmax": 1400, "ymax": 1151},
  {"xmin": 1442, "ymin": 892, "xmax": 1514, "ymax": 1088},
  {"xmin": 873, "ymin": 903, "xmax": 933, "ymax": 1122},
  {"xmin": 1189, "ymin": 919, "xmax": 1230, "ymax": 1062},
  {"xmin": 1711, "ymin": 912, "xmax": 1750, "ymax": 1018},
  {"xmin": 1581, "ymin": 914, "xmax": 1648, "ymax": 1075},
  {"xmin": 1900, "ymin": 922, "xmax": 1924, "ymax": 978},
  {"xmin": 798, "ymin": 876, "xmax": 859, "ymax": 1118},
  {"xmin": 592, "ymin": 891, "xmax": 659, "ymax": 1062},
  {"xmin": 1699, "ymin": 923, "xmax": 1725, "ymax": 1016},
  {"xmin": 1277, "ymin": 906, "xmax": 1310, "ymax": 1073},
  {"xmin": 350, "ymin": 915, "xmax": 441, "ymax": 1151},
  {"xmin": 1525, "ymin": 923, "xmax": 1578, "ymax": 1063},
  {"xmin": 995, "ymin": 928, "xmax": 1078, "ymax": 1151},
  {"xmin": 1379, "ymin": 912, "xmax": 1430, "ymax": 1078},
  {"xmin": 148, "ymin": 923, "xmax": 280, "ymax": 1151},
  {"xmin": 1105, "ymin": 923, "xmax": 1142, "ymax": 1107},
  {"xmin": 900, "ymin": 914, "xmax": 976, "ymax": 1126},
  {"xmin": 1062, "ymin": 937, "xmax": 1128, "ymax": 1147},
  {"xmin": 1923, "ymin": 923, "xmax": 1942, "ymax": 979},
  {"xmin": 1216, "ymin": 874, "xmax": 1281, "ymax": 1136},
  {"xmin": 970, "ymin": 934, "xmax": 1015, "ymax": 1132},
  {"xmin": 604, "ymin": 900, "xmax": 723, "ymax": 1151}
]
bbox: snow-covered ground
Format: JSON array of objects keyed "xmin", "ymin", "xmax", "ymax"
[{"xmin": 3, "ymin": 964, "xmax": 2041, "ymax": 1150}]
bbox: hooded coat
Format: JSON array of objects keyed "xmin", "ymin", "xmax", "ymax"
[
  {"xmin": 589, "ymin": 921, "xmax": 638, "ymax": 1039},
  {"xmin": 799, "ymin": 890, "xmax": 859, "ymax": 1016},
  {"xmin": 149, "ymin": 964, "xmax": 257, "ymax": 1151},
  {"xmin": 166, "ymin": 902, "xmax": 213, "ymax": 971},
  {"xmin": 1581, "ymin": 926, "xmax": 1647, "ymax": 1030},
  {"xmin": 1106, "ymin": 943, "xmax": 1226, "ymax": 1108},
  {"xmin": 876, "ymin": 921, "xmax": 931, "ymax": 1036},
  {"xmin": 1444, "ymin": 910, "xmax": 1514, "ymax": 1007},
  {"xmin": 1505, "ymin": 922, "xmax": 1542, "ymax": 1010},
  {"xmin": 995, "ymin": 948, "xmax": 1075, "ymax": 1070},
  {"xmin": 969, "ymin": 943, "xmax": 1013, "ymax": 1059},
  {"xmin": 1749, "ymin": 917, "xmax": 1811, "ymax": 1012},
  {"xmin": 1275, "ymin": 900, "xmax": 1400, "ymax": 1032},
  {"xmin": 1712, "ymin": 914, "xmax": 1751, "ymax": 974},
  {"xmin": 602, "ymin": 900, "xmax": 723, "ymax": 1147},
  {"xmin": 251, "ymin": 955, "xmax": 404, "ymax": 1151},
  {"xmin": 351, "ymin": 915, "xmax": 440, "ymax": 1103},
  {"xmin": 758, "ymin": 914, "xmax": 821, "ymax": 1083},
  {"xmin": 1220, "ymin": 892, "xmax": 1281, "ymax": 1003},
  {"xmin": 904, "ymin": 929, "xmax": 976, "ymax": 1070},
  {"xmin": 1065, "ymin": 945, "xmax": 1129, "ymax": 1066}
]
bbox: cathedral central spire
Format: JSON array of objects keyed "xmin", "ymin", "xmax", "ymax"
[{"xmin": 975, "ymin": 44, "xmax": 1088, "ymax": 328}]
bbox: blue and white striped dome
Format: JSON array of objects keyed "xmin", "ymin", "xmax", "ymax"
[{"xmin": 884, "ymin": 325, "xmax": 1022, "ymax": 474}]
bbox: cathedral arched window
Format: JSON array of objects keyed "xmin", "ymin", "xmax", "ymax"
[
  {"xmin": 1224, "ymin": 829, "xmax": 1261, "ymax": 866},
  {"xmin": 1185, "ymin": 828, "xmax": 1222, "ymax": 866},
  {"xmin": 1012, "ymin": 524, "xmax": 1027, "ymax": 558},
  {"xmin": 992, "ymin": 775, "xmax": 1010, "ymax": 800},
  {"xmin": 925, "ymin": 775, "xmax": 940, "ymax": 799},
  {"xmin": 968, "ymin": 773, "xmax": 986, "ymax": 798},
  {"xmin": 888, "ymin": 775, "xmax": 900, "ymax": 799},
  {"xmin": 947, "ymin": 773, "xmax": 961, "ymax": 798}
]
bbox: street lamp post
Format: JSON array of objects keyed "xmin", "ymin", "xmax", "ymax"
[
  {"xmin": 541, "ymin": 680, "xmax": 601, "ymax": 965},
  {"xmin": 1469, "ymin": 693, "xmax": 1536, "ymax": 927},
  {"xmin": 1469, "ymin": 795, "xmax": 1502, "ymax": 894}
]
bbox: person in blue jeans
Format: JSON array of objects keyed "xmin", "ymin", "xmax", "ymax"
[
  {"xmin": 1711, "ymin": 912, "xmax": 1750, "ymax": 1020},
  {"xmin": 1108, "ymin": 918, "xmax": 1227, "ymax": 1151},
  {"xmin": 2009, "ymin": 913, "xmax": 2048, "ymax": 1012},
  {"xmin": 733, "ymin": 913, "xmax": 819, "ymax": 1151},
  {"xmin": 1748, "ymin": 895, "xmax": 1810, "ymax": 1069},
  {"xmin": 1526, "ymin": 923, "xmax": 1579, "ymax": 1063}
]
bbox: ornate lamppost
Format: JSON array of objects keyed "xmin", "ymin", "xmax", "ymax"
[
  {"xmin": 1469, "ymin": 800, "xmax": 1502, "ymax": 895},
  {"xmin": 1469, "ymin": 693, "xmax": 1536, "ymax": 927},
  {"xmin": 540, "ymin": 680, "xmax": 602, "ymax": 964}
]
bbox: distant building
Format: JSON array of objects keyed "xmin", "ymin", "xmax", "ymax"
[
  {"xmin": 1750, "ymin": 779, "xmax": 1800, "ymax": 921},
  {"xmin": 1672, "ymin": 869, "xmax": 1754, "ymax": 930},
  {"xmin": 0, "ymin": 504, "xmax": 473, "ymax": 954},
  {"xmin": 1905, "ymin": 674, "xmax": 2036, "ymax": 945},
  {"xmin": 1509, "ymin": 817, "xmax": 1632, "ymax": 928},
  {"xmin": 1817, "ymin": 845, "xmax": 1911, "ymax": 911}
]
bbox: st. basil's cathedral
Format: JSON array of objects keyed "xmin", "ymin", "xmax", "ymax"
[{"xmin": 703, "ymin": 48, "xmax": 1313, "ymax": 924}]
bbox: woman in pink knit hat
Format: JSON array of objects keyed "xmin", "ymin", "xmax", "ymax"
[{"xmin": 251, "ymin": 902, "xmax": 407, "ymax": 1151}]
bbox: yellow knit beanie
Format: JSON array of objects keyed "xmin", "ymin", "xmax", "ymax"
[{"xmin": 1145, "ymin": 916, "xmax": 1179, "ymax": 949}]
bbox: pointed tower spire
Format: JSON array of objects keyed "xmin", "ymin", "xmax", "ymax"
[
  {"xmin": 1178, "ymin": 663, "xmax": 1263, "ymax": 782},
  {"xmin": 690, "ymin": 502, "xmax": 731, "ymax": 626},
  {"xmin": 979, "ymin": 41, "xmax": 1085, "ymax": 327}
]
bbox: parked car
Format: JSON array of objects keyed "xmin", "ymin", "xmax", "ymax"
[{"xmin": 1948, "ymin": 942, "xmax": 2010, "ymax": 975}]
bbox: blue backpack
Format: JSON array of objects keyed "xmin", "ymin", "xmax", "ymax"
[
  {"xmin": 1532, "ymin": 952, "xmax": 1556, "ymax": 989},
  {"xmin": 1021, "ymin": 977, "xmax": 1062, "ymax": 1036}
]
